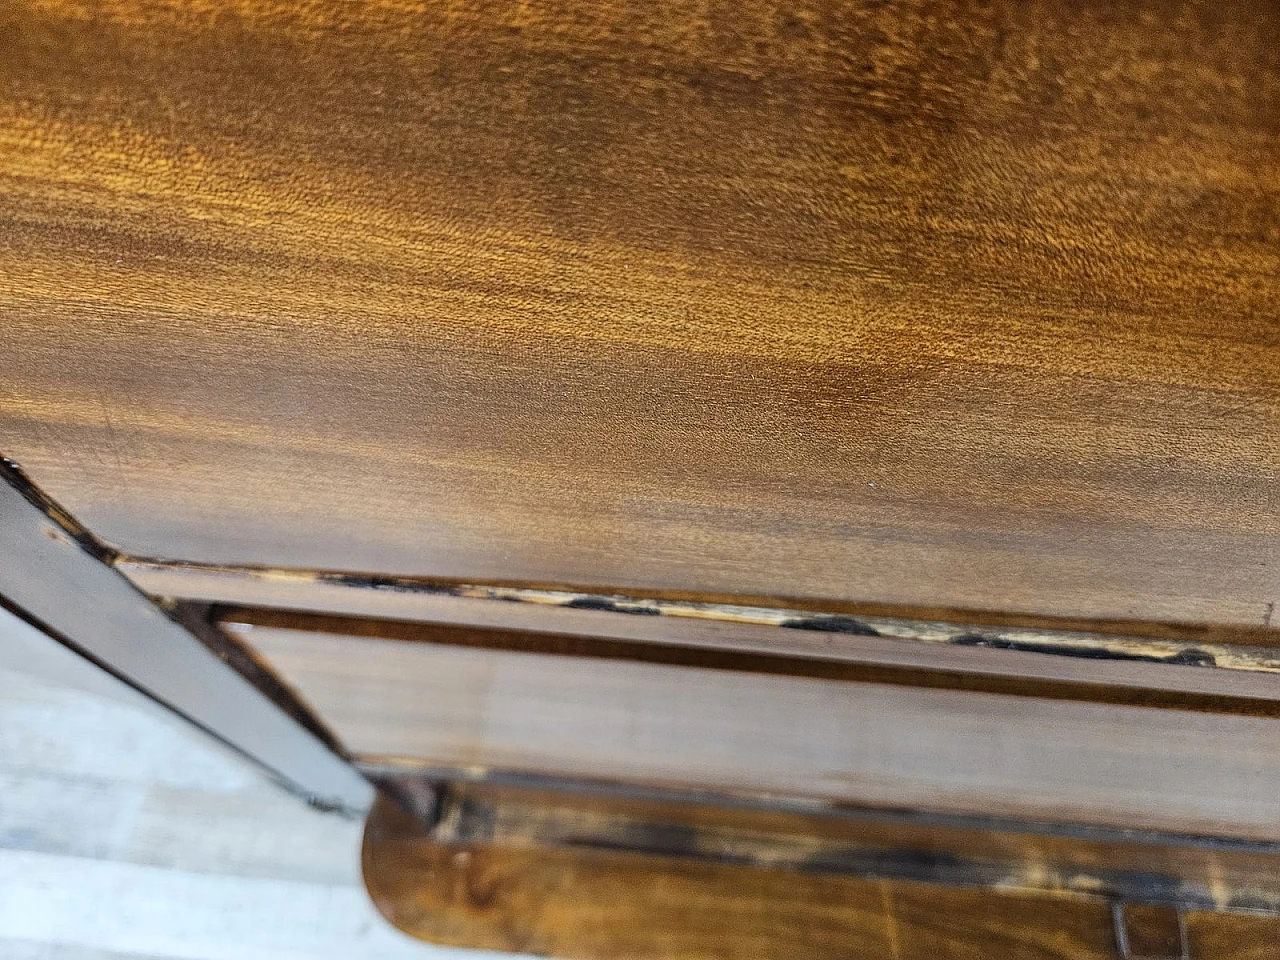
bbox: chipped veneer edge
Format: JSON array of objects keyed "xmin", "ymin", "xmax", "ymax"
[{"xmin": 114, "ymin": 559, "xmax": 1280, "ymax": 676}]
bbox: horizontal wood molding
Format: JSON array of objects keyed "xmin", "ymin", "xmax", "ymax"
[
  {"xmin": 363, "ymin": 789, "xmax": 1280, "ymax": 959},
  {"xmin": 375, "ymin": 778, "xmax": 1280, "ymax": 912},
  {"xmin": 221, "ymin": 613, "xmax": 1280, "ymax": 839},
  {"xmin": 122, "ymin": 560, "xmax": 1280, "ymax": 704},
  {"xmin": 220, "ymin": 606, "xmax": 1280, "ymax": 715}
]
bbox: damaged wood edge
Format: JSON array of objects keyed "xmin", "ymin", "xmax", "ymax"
[
  {"xmin": 359, "ymin": 767, "xmax": 1280, "ymax": 916},
  {"xmin": 117, "ymin": 557, "xmax": 1280, "ymax": 676},
  {"xmin": 221, "ymin": 607, "xmax": 1280, "ymax": 717},
  {"xmin": 0, "ymin": 456, "xmax": 371, "ymax": 811}
]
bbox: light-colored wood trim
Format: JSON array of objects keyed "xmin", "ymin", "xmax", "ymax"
[{"xmin": 233, "ymin": 621, "xmax": 1280, "ymax": 840}]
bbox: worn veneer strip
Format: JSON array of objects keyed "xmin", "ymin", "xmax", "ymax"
[
  {"xmin": 129, "ymin": 560, "xmax": 1280, "ymax": 702},
  {"xmin": 362, "ymin": 793, "xmax": 1280, "ymax": 960},
  {"xmin": 220, "ymin": 615, "xmax": 1280, "ymax": 840}
]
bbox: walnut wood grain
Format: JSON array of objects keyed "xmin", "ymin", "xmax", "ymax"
[
  {"xmin": 364, "ymin": 794, "xmax": 1121, "ymax": 960},
  {"xmin": 1, "ymin": 0, "xmax": 1277, "ymax": 626},
  {"xmin": 362, "ymin": 793, "xmax": 1280, "ymax": 959},
  {"xmin": 400, "ymin": 778, "xmax": 1280, "ymax": 913},
  {"xmin": 1184, "ymin": 913, "xmax": 1280, "ymax": 960}
]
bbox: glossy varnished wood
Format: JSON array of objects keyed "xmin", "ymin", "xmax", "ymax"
[
  {"xmin": 362, "ymin": 793, "xmax": 1280, "ymax": 959},
  {"xmin": 390, "ymin": 779, "xmax": 1280, "ymax": 913},
  {"xmin": 2, "ymin": 0, "xmax": 1277, "ymax": 626},
  {"xmin": 364, "ymin": 795, "xmax": 1121, "ymax": 960}
]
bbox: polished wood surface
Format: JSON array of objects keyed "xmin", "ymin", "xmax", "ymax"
[
  {"xmin": 1116, "ymin": 905, "xmax": 1186, "ymax": 960},
  {"xmin": 3, "ymin": 0, "xmax": 1278, "ymax": 626},
  {"xmin": 365, "ymin": 794, "xmax": 1121, "ymax": 960},
  {"xmin": 228, "ymin": 615, "xmax": 1280, "ymax": 838},
  {"xmin": 220, "ymin": 605, "xmax": 1280, "ymax": 717},
  {"xmin": 394, "ymin": 778, "xmax": 1280, "ymax": 913},
  {"xmin": 1186, "ymin": 914, "xmax": 1280, "ymax": 960},
  {"xmin": 363, "ymin": 793, "xmax": 1280, "ymax": 959}
]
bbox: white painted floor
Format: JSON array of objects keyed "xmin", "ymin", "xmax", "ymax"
[{"xmin": 0, "ymin": 606, "xmax": 523, "ymax": 960}]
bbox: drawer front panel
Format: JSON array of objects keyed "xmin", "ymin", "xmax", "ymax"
[{"xmin": 229, "ymin": 618, "xmax": 1280, "ymax": 840}]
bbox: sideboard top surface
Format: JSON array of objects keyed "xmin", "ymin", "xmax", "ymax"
[{"xmin": 1, "ymin": 0, "xmax": 1277, "ymax": 626}]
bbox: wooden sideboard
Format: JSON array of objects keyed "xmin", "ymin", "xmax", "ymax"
[{"xmin": 2, "ymin": 0, "xmax": 1278, "ymax": 955}]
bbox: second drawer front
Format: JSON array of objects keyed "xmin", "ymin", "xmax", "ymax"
[{"xmin": 223, "ymin": 615, "xmax": 1280, "ymax": 841}]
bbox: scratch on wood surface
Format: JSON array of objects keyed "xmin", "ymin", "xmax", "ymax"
[{"xmin": 878, "ymin": 880, "xmax": 902, "ymax": 960}]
